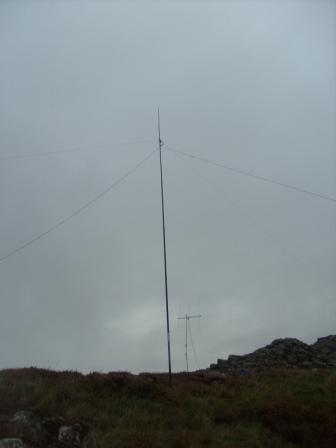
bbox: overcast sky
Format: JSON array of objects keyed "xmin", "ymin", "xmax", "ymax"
[{"xmin": 0, "ymin": 0, "xmax": 335, "ymax": 373}]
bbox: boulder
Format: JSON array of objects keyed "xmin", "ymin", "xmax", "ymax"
[
  {"xmin": 1, "ymin": 411, "xmax": 43, "ymax": 447},
  {"xmin": 0, "ymin": 440, "xmax": 24, "ymax": 448},
  {"xmin": 58, "ymin": 426, "xmax": 81, "ymax": 447},
  {"xmin": 0, "ymin": 412, "xmax": 93, "ymax": 448}
]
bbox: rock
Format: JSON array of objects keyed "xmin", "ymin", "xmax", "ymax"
[
  {"xmin": 58, "ymin": 425, "xmax": 81, "ymax": 447},
  {"xmin": 210, "ymin": 335, "xmax": 336, "ymax": 373},
  {"xmin": 227, "ymin": 355, "xmax": 242, "ymax": 362},
  {"xmin": 0, "ymin": 439, "xmax": 24, "ymax": 448},
  {"xmin": 41, "ymin": 417, "xmax": 66, "ymax": 437},
  {"xmin": 301, "ymin": 361, "xmax": 313, "ymax": 369},
  {"xmin": 312, "ymin": 335, "xmax": 336, "ymax": 358},
  {"xmin": 4, "ymin": 411, "xmax": 43, "ymax": 447},
  {"xmin": 9, "ymin": 414, "xmax": 30, "ymax": 426},
  {"xmin": 0, "ymin": 412, "xmax": 92, "ymax": 448}
]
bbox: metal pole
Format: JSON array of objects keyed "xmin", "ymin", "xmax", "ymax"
[
  {"xmin": 185, "ymin": 315, "xmax": 189, "ymax": 373},
  {"xmin": 158, "ymin": 109, "xmax": 172, "ymax": 386}
]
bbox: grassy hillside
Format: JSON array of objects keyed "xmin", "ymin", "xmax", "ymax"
[{"xmin": 1, "ymin": 368, "xmax": 336, "ymax": 447}]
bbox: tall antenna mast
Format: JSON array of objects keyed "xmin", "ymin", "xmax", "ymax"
[
  {"xmin": 158, "ymin": 108, "xmax": 172, "ymax": 386},
  {"xmin": 177, "ymin": 314, "xmax": 202, "ymax": 372}
]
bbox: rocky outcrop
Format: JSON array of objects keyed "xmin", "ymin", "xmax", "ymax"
[
  {"xmin": 0, "ymin": 411, "xmax": 95, "ymax": 448},
  {"xmin": 312, "ymin": 335, "xmax": 336, "ymax": 359},
  {"xmin": 210, "ymin": 335, "xmax": 336, "ymax": 373}
]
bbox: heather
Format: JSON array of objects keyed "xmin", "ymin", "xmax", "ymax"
[{"xmin": 1, "ymin": 368, "xmax": 335, "ymax": 447}]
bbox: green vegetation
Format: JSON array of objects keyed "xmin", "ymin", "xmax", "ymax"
[{"xmin": 1, "ymin": 368, "xmax": 336, "ymax": 447}]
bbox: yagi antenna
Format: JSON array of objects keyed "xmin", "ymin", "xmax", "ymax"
[{"xmin": 177, "ymin": 314, "xmax": 202, "ymax": 373}]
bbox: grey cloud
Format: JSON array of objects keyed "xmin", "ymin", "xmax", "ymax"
[{"xmin": 0, "ymin": 0, "xmax": 335, "ymax": 373}]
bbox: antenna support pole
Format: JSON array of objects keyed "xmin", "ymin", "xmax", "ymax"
[
  {"xmin": 185, "ymin": 315, "xmax": 189, "ymax": 372},
  {"xmin": 177, "ymin": 314, "xmax": 202, "ymax": 373},
  {"xmin": 158, "ymin": 109, "xmax": 172, "ymax": 386}
]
